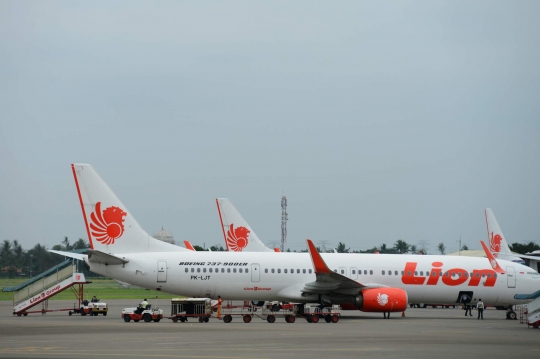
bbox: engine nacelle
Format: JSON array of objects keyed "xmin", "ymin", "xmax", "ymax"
[{"xmin": 354, "ymin": 288, "xmax": 408, "ymax": 312}]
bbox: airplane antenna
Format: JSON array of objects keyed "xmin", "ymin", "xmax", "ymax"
[{"xmin": 281, "ymin": 195, "xmax": 288, "ymax": 252}]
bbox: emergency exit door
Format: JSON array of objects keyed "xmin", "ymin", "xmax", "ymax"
[
  {"xmin": 251, "ymin": 263, "xmax": 260, "ymax": 282},
  {"xmin": 157, "ymin": 261, "xmax": 167, "ymax": 283},
  {"xmin": 507, "ymin": 266, "xmax": 515, "ymax": 288}
]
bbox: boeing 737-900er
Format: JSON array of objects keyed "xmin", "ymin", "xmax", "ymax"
[{"xmin": 51, "ymin": 164, "xmax": 540, "ymax": 318}]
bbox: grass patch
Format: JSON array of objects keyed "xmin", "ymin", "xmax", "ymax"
[{"xmin": 0, "ymin": 278, "xmax": 178, "ymax": 301}]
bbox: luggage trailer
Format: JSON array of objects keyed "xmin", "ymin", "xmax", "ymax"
[{"xmin": 168, "ymin": 299, "xmax": 341, "ymax": 324}]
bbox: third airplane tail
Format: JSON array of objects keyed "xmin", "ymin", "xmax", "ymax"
[{"xmin": 485, "ymin": 208, "xmax": 516, "ymax": 261}]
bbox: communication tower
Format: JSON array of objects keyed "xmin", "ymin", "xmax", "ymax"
[{"xmin": 281, "ymin": 196, "xmax": 288, "ymax": 252}]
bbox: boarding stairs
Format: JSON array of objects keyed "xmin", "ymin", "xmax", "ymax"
[{"xmin": 2, "ymin": 259, "xmax": 88, "ymax": 316}]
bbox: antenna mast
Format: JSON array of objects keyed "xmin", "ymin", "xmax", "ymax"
[{"xmin": 281, "ymin": 195, "xmax": 288, "ymax": 252}]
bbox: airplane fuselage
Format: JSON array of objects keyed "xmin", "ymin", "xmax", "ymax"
[{"xmin": 88, "ymin": 251, "xmax": 540, "ymax": 307}]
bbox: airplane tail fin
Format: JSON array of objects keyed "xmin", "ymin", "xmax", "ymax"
[
  {"xmin": 71, "ymin": 164, "xmax": 186, "ymax": 254},
  {"xmin": 485, "ymin": 208, "xmax": 513, "ymax": 260},
  {"xmin": 216, "ymin": 198, "xmax": 273, "ymax": 252}
]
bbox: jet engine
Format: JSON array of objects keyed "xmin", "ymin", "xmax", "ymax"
[{"xmin": 354, "ymin": 288, "xmax": 408, "ymax": 312}]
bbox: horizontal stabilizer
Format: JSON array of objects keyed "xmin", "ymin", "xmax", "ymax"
[
  {"xmin": 48, "ymin": 250, "xmax": 86, "ymax": 261},
  {"xmin": 87, "ymin": 250, "xmax": 129, "ymax": 265}
]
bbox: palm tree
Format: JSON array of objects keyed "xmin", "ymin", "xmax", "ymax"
[
  {"xmin": 437, "ymin": 242, "xmax": 446, "ymax": 255},
  {"xmin": 72, "ymin": 238, "xmax": 90, "ymax": 250},
  {"xmin": 394, "ymin": 240, "xmax": 410, "ymax": 254},
  {"xmin": 336, "ymin": 242, "xmax": 350, "ymax": 253}
]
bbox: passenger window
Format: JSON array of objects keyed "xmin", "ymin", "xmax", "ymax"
[
  {"xmin": 382, "ymin": 270, "xmax": 385, "ymax": 275},
  {"xmin": 488, "ymin": 273, "xmax": 491, "ymax": 278},
  {"xmin": 278, "ymin": 269, "xmax": 281, "ymax": 273},
  {"xmin": 420, "ymin": 271, "xmax": 423, "ymax": 276},
  {"xmin": 444, "ymin": 272, "xmax": 448, "ymax": 277},
  {"xmin": 303, "ymin": 269, "xmax": 306, "ymax": 274},
  {"xmin": 246, "ymin": 269, "xmax": 249, "ymax": 273},
  {"xmin": 221, "ymin": 268, "xmax": 225, "ymax": 273},
  {"xmin": 364, "ymin": 270, "xmax": 368, "ymax": 275},
  {"xmin": 203, "ymin": 268, "xmax": 207, "ymax": 273},
  {"xmin": 401, "ymin": 271, "xmax": 404, "ymax": 275},
  {"xmin": 426, "ymin": 271, "xmax": 430, "ymax": 276},
  {"xmin": 216, "ymin": 268, "xmax": 219, "ymax": 273},
  {"xmin": 272, "ymin": 269, "xmax": 275, "ymax": 273},
  {"xmin": 370, "ymin": 270, "xmax": 373, "ymax": 275},
  {"xmin": 395, "ymin": 271, "xmax": 398, "ymax": 275},
  {"xmin": 233, "ymin": 268, "xmax": 237, "ymax": 273},
  {"xmin": 227, "ymin": 268, "xmax": 231, "ymax": 273},
  {"xmin": 284, "ymin": 269, "xmax": 288, "ymax": 273},
  {"xmin": 309, "ymin": 269, "xmax": 312, "ymax": 274},
  {"xmin": 458, "ymin": 273, "xmax": 461, "ymax": 277},
  {"xmin": 340, "ymin": 269, "xmax": 344, "ymax": 274},
  {"xmin": 334, "ymin": 269, "xmax": 337, "ymax": 273},
  {"xmin": 209, "ymin": 268, "xmax": 213, "ymax": 273},
  {"xmin": 415, "ymin": 271, "xmax": 418, "ymax": 276},
  {"xmin": 297, "ymin": 269, "xmax": 300, "ymax": 274},
  {"xmin": 291, "ymin": 269, "xmax": 294, "ymax": 274},
  {"xmin": 352, "ymin": 270, "xmax": 356, "ymax": 274},
  {"xmin": 408, "ymin": 271, "xmax": 411, "ymax": 276},
  {"xmin": 197, "ymin": 268, "xmax": 201, "ymax": 273},
  {"xmin": 482, "ymin": 274, "xmax": 486, "ymax": 278},
  {"xmin": 388, "ymin": 270, "xmax": 392, "ymax": 275},
  {"xmin": 494, "ymin": 273, "xmax": 497, "ymax": 278},
  {"xmin": 464, "ymin": 272, "xmax": 468, "ymax": 277},
  {"xmin": 185, "ymin": 268, "xmax": 188, "ymax": 273},
  {"xmin": 239, "ymin": 268, "xmax": 243, "ymax": 273},
  {"xmin": 265, "ymin": 269, "xmax": 268, "ymax": 273},
  {"xmin": 191, "ymin": 268, "xmax": 194, "ymax": 273}
]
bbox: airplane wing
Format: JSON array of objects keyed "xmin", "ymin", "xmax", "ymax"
[{"xmin": 301, "ymin": 239, "xmax": 372, "ymax": 294}]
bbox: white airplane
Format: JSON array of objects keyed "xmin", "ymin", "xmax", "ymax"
[
  {"xmin": 485, "ymin": 208, "xmax": 540, "ymax": 271},
  {"xmin": 52, "ymin": 164, "xmax": 540, "ymax": 318}
]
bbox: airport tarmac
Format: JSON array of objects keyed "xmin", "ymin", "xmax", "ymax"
[{"xmin": 0, "ymin": 299, "xmax": 538, "ymax": 359}]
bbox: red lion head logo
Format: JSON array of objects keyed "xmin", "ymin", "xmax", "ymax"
[
  {"xmin": 490, "ymin": 232, "xmax": 503, "ymax": 256},
  {"xmin": 89, "ymin": 202, "xmax": 127, "ymax": 245},
  {"xmin": 226, "ymin": 224, "xmax": 249, "ymax": 252}
]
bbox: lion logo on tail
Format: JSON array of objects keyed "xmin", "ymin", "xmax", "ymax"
[
  {"xmin": 490, "ymin": 232, "xmax": 503, "ymax": 258},
  {"xmin": 89, "ymin": 202, "xmax": 127, "ymax": 245},
  {"xmin": 226, "ymin": 224, "xmax": 250, "ymax": 252}
]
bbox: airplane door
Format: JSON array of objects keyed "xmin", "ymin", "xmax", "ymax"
[
  {"xmin": 157, "ymin": 261, "xmax": 167, "ymax": 283},
  {"xmin": 507, "ymin": 266, "xmax": 516, "ymax": 288},
  {"xmin": 351, "ymin": 267, "xmax": 358, "ymax": 280},
  {"xmin": 251, "ymin": 263, "xmax": 260, "ymax": 282}
]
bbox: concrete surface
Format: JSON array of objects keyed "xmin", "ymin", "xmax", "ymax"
[{"xmin": 0, "ymin": 299, "xmax": 538, "ymax": 358}]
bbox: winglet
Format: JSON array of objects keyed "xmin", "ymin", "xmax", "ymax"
[
  {"xmin": 480, "ymin": 240, "xmax": 505, "ymax": 274},
  {"xmin": 306, "ymin": 239, "xmax": 332, "ymax": 274},
  {"xmin": 274, "ymin": 248, "xmax": 281, "ymax": 252},
  {"xmin": 184, "ymin": 240, "xmax": 195, "ymax": 251}
]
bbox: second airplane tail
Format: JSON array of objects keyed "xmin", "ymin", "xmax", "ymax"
[{"xmin": 216, "ymin": 198, "xmax": 273, "ymax": 252}]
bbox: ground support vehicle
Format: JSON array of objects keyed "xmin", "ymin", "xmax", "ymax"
[
  {"xmin": 69, "ymin": 300, "xmax": 108, "ymax": 316},
  {"xmin": 300, "ymin": 304, "xmax": 341, "ymax": 323},
  {"xmin": 168, "ymin": 298, "xmax": 213, "ymax": 323},
  {"xmin": 122, "ymin": 306, "xmax": 163, "ymax": 323}
]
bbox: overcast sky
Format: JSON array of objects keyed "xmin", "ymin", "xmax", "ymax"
[{"xmin": 1, "ymin": 1, "xmax": 538, "ymax": 253}]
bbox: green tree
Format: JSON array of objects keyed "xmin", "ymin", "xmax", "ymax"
[
  {"xmin": 461, "ymin": 244, "xmax": 469, "ymax": 251},
  {"xmin": 0, "ymin": 240, "xmax": 13, "ymax": 268},
  {"xmin": 209, "ymin": 245, "xmax": 225, "ymax": 251},
  {"xmin": 410, "ymin": 244, "xmax": 418, "ymax": 253},
  {"xmin": 394, "ymin": 240, "xmax": 410, "ymax": 254},
  {"xmin": 193, "ymin": 245, "xmax": 205, "ymax": 251},
  {"xmin": 72, "ymin": 238, "xmax": 90, "ymax": 250},
  {"xmin": 336, "ymin": 242, "xmax": 350, "ymax": 253},
  {"xmin": 509, "ymin": 242, "xmax": 540, "ymax": 254},
  {"xmin": 437, "ymin": 242, "xmax": 446, "ymax": 255}
]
